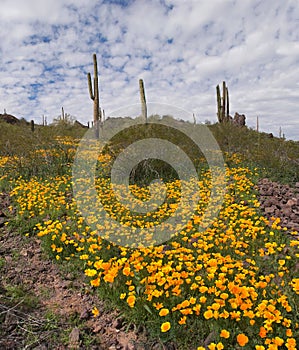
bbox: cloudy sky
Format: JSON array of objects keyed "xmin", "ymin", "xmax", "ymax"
[{"xmin": 0, "ymin": 0, "xmax": 298, "ymax": 139}]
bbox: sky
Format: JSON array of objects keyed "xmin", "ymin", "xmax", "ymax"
[{"xmin": 0, "ymin": 0, "xmax": 298, "ymax": 140}]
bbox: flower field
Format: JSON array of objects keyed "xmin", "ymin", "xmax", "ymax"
[{"xmin": 1, "ymin": 134, "xmax": 299, "ymax": 350}]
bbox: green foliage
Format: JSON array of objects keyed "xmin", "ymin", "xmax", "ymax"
[
  {"xmin": 0, "ymin": 121, "xmax": 85, "ymax": 180},
  {"xmin": 1, "ymin": 116, "xmax": 298, "ymax": 186},
  {"xmin": 0, "ymin": 257, "xmax": 5, "ymax": 270},
  {"xmin": 209, "ymin": 123, "xmax": 299, "ymax": 185},
  {"xmin": 4, "ymin": 285, "xmax": 39, "ymax": 309}
]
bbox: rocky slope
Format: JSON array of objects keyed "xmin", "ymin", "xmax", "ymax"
[{"xmin": 257, "ymin": 178, "xmax": 299, "ymax": 236}]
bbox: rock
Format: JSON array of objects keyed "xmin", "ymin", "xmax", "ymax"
[
  {"xmin": 33, "ymin": 344, "xmax": 48, "ymax": 350},
  {"xmin": 286, "ymin": 199, "xmax": 297, "ymax": 207},
  {"xmin": 0, "ymin": 113, "xmax": 20, "ymax": 124},
  {"xmin": 265, "ymin": 206, "xmax": 275, "ymax": 214},
  {"xmin": 112, "ymin": 317, "xmax": 123, "ymax": 329},
  {"xmin": 4, "ymin": 255, "xmax": 12, "ymax": 263},
  {"xmin": 68, "ymin": 327, "xmax": 80, "ymax": 349},
  {"xmin": 282, "ymin": 207, "xmax": 292, "ymax": 217},
  {"xmin": 290, "ymin": 213, "xmax": 297, "ymax": 220},
  {"xmin": 233, "ymin": 112, "xmax": 246, "ymax": 127},
  {"xmin": 79, "ymin": 308, "xmax": 90, "ymax": 320},
  {"xmin": 258, "ymin": 178, "xmax": 299, "ymax": 237},
  {"xmin": 0, "ymin": 217, "xmax": 6, "ymax": 227},
  {"xmin": 74, "ymin": 120, "xmax": 89, "ymax": 129}
]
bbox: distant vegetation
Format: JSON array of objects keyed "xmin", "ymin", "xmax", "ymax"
[{"xmin": 0, "ymin": 113, "xmax": 298, "ymax": 185}]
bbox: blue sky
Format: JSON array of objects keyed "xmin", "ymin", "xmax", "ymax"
[{"xmin": 0, "ymin": 0, "xmax": 298, "ymax": 140}]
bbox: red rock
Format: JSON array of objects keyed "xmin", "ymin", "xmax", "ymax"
[
  {"xmin": 265, "ymin": 206, "xmax": 275, "ymax": 214},
  {"xmin": 286, "ymin": 199, "xmax": 297, "ymax": 207},
  {"xmin": 258, "ymin": 178, "xmax": 299, "ymax": 235}
]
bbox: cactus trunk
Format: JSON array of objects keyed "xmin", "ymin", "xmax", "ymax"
[
  {"xmin": 88, "ymin": 53, "xmax": 100, "ymax": 138},
  {"xmin": 61, "ymin": 106, "xmax": 65, "ymax": 121},
  {"xmin": 139, "ymin": 79, "xmax": 147, "ymax": 124}
]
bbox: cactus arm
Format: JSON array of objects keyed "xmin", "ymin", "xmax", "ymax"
[
  {"xmin": 226, "ymin": 86, "xmax": 229, "ymax": 117},
  {"xmin": 87, "ymin": 73, "xmax": 94, "ymax": 100},
  {"xmin": 93, "ymin": 53, "xmax": 98, "ymax": 78},
  {"xmin": 222, "ymin": 81, "xmax": 226, "ymax": 121},
  {"xmin": 216, "ymin": 84, "xmax": 222, "ymax": 123}
]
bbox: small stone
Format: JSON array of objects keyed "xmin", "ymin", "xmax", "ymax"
[
  {"xmin": 286, "ymin": 199, "xmax": 297, "ymax": 207},
  {"xmin": 282, "ymin": 208, "xmax": 292, "ymax": 217},
  {"xmin": 265, "ymin": 206, "xmax": 275, "ymax": 214},
  {"xmin": 79, "ymin": 308, "xmax": 90, "ymax": 320},
  {"xmin": 68, "ymin": 327, "xmax": 80, "ymax": 349},
  {"xmin": 33, "ymin": 344, "xmax": 48, "ymax": 350},
  {"xmin": 108, "ymin": 346, "xmax": 117, "ymax": 350},
  {"xmin": 112, "ymin": 317, "xmax": 123, "ymax": 329}
]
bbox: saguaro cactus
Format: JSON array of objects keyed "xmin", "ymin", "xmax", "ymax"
[
  {"xmin": 30, "ymin": 120, "xmax": 34, "ymax": 132},
  {"xmin": 216, "ymin": 81, "xmax": 230, "ymax": 123},
  {"xmin": 139, "ymin": 79, "xmax": 147, "ymax": 124},
  {"xmin": 88, "ymin": 53, "xmax": 101, "ymax": 138},
  {"xmin": 61, "ymin": 106, "xmax": 65, "ymax": 121}
]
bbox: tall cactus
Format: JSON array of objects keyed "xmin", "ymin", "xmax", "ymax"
[
  {"xmin": 88, "ymin": 53, "xmax": 101, "ymax": 138},
  {"xmin": 139, "ymin": 79, "xmax": 147, "ymax": 124},
  {"xmin": 216, "ymin": 81, "xmax": 230, "ymax": 123},
  {"xmin": 61, "ymin": 106, "xmax": 65, "ymax": 121}
]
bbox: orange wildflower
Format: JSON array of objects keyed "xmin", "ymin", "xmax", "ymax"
[
  {"xmin": 161, "ymin": 322, "xmax": 171, "ymax": 332},
  {"xmin": 237, "ymin": 334, "xmax": 249, "ymax": 347}
]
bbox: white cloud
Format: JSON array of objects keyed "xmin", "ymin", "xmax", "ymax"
[{"xmin": 0, "ymin": 0, "xmax": 298, "ymax": 140}]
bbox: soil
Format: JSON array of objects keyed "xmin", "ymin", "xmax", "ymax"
[{"xmin": 1, "ymin": 178, "xmax": 298, "ymax": 349}]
